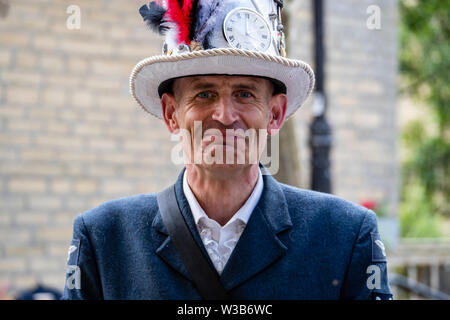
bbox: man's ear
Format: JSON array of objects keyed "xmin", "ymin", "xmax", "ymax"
[
  {"xmin": 161, "ymin": 93, "xmax": 180, "ymax": 134},
  {"xmin": 267, "ymin": 93, "xmax": 287, "ymax": 136}
]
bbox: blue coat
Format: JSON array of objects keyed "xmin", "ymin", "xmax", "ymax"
[{"xmin": 62, "ymin": 167, "xmax": 393, "ymax": 300}]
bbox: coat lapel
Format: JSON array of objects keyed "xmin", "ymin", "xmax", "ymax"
[
  {"xmin": 152, "ymin": 165, "xmax": 293, "ymax": 292},
  {"xmin": 220, "ymin": 170, "xmax": 293, "ymax": 291},
  {"xmin": 152, "ymin": 168, "xmax": 218, "ymax": 282}
]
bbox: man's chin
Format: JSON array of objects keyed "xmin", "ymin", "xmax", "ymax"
[
  {"xmin": 203, "ymin": 161, "xmax": 247, "ymax": 168},
  {"xmin": 203, "ymin": 147, "xmax": 254, "ymax": 167},
  {"xmin": 197, "ymin": 162, "xmax": 252, "ymax": 174}
]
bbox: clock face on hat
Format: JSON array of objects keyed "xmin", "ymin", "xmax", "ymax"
[{"xmin": 223, "ymin": 7, "xmax": 272, "ymax": 52}]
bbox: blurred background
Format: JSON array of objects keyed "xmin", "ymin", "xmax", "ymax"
[{"xmin": 0, "ymin": 0, "xmax": 448, "ymax": 299}]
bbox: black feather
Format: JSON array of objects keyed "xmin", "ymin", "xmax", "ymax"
[
  {"xmin": 139, "ymin": 2, "xmax": 169, "ymax": 35},
  {"xmin": 188, "ymin": 0, "xmax": 199, "ymax": 42}
]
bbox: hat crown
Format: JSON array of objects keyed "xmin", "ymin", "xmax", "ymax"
[
  {"xmin": 140, "ymin": 0, "xmax": 285, "ymax": 57},
  {"xmin": 132, "ymin": 0, "xmax": 314, "ymax": 121}
]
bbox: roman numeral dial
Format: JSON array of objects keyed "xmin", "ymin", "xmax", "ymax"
[{"xmin": 223, "ymin": 7, "xmax": 272, "ymax": 52}]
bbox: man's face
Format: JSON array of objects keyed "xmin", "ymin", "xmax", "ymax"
[{"xmin": 161, "ymin": 75, "xmax": 287, "ymax": 169}]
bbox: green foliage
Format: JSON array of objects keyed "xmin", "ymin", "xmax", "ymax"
[
  {"xmin": 399, "ymin": 0, "xmax": 450, "ymax": 237},
  {"xmin": 400, "ymin": 180, "xmax": 442, "ymax": 238},
  {"xmin": 400, "ymin": 0, "xmax": 450, "ymax": 133},
  {"xmin": 402, "ymin": 121, "xmax": 450, "ymax": 217},
  {"xmin": 375, "ymin": 202, "xmax": 388, "ymax": 218}
]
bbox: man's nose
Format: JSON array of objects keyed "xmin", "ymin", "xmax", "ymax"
[{"xmin": 211, "ymin": 96, "xmax": 239, "ymax": 126}]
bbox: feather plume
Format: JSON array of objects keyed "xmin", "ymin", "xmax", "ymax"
[
  {"xmin": 193, "ymin": 0, "xmax": 225, "ymax": 45},
  {"xmin": 183, "ymin": 0, "xmax": 197, "ymax": 42},
  {"xmin": 139, "ymin": 1, "xmax": 169, "ymax": 35},
  {"xmin": 182, "ymin": 0, "xmax": 195, "ymax": 18},
  {"xmin": 165, "ymin": 0, "xmax": 197, "ymax": 44},
  {"xmin": 188, "ymin": 0, "xmax": 200, "ymax": 41}
]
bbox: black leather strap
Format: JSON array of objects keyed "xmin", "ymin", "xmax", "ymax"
[{"xmin": 157, "ymin": 185, "xmax": 230, "ymax": 300}]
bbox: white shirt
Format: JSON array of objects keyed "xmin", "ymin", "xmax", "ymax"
[{"xmin": 182, "ymin": 168, "xmax": 264, "ymax": 274}]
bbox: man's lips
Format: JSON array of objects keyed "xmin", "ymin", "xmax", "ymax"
[
  {"xmin": 203, "ymin": 129, "xmax": 247, "ymax": 141},
  {"xmin": 203, "ymin": 135, "xmax": 245, "ymax": 148}
]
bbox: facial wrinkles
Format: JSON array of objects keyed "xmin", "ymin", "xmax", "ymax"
[
  {"xmin": 172, "ymin": 76, "xmax": 276, "ymax": 138},
  {"xmin": 194, "ymin": 82, "xmax": 266, "ymax": 114},
  {"xmin": 169, "ymin": 77, "xmax": 277, "ymax": 166}
]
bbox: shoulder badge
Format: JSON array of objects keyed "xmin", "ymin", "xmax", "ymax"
[
  {"xmin": 370, "ymin": 232, "xmax": 387, "ymax": 262},
  {"xmin": 67, "ymin": 239, "xmax": 81, "ymax": 266}
]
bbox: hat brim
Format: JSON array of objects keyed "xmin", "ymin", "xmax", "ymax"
[{"xmin": 130, "ymin": 48, "xmax": 315, "ymax": 119}]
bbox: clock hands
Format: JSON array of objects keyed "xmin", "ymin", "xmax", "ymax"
[
  {"xmin": 243, "ymin": 17, "xmax": 263, "ymax": 41},
  {"xmin": 225, "ymin": 9, "xmax": 270, "ymax": 51},
  {"xmin": 235, "ymin": 27, "xmax": 260, "ymax": 44},
  {"xmin": 247, "ymin": 33, "xmax": 261, "ymax": 42}
]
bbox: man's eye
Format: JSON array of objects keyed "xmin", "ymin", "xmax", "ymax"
[
  {"xmin": 238, "ymin": 91, "xmax": 253, "ymax": 98},
  {"xmin": 197, "ymin": 91, "xmax": 211, "ymax": 99}
]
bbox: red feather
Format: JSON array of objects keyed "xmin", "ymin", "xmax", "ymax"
[
  {"xmin": 165, "ymin": 0, "xmax": 195, "ymax": 45},
  {"xmin": 183, "ymin": 0, "xmax": 194, "ymax": 17},
  {"xmin": 183, "ymin": 0, "xmax": 196, "ymax": 41}
]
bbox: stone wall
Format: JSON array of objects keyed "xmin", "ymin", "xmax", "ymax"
[{"xmin": 0, "ymin": 0, "xmax": 180, "ymax": 296}]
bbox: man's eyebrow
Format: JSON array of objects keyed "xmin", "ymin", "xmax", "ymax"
[
  {"xmin": 190, "ymin": 82, "xmax": 217, "ymax": 91},
  {"xmin": 231, "ymin": 83, "xmax": 259, "ymax": 91}
]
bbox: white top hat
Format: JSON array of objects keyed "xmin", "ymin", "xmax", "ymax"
[{"xmin": 130, "ymin": 0, "xmax": 315, "ymax": 119}]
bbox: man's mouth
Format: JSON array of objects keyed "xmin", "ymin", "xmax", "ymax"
[{"xmin": 203, "ymin": 128, "xmax": 247, "ymax": 143}]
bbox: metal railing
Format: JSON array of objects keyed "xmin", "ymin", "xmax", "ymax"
[
  {"xmin": 387, "ymin": 238, "xmax": 450, "ymax": 300},
  {"xmin": 389, "ymin": 273, "xmax": 450, "ymax": 300}
]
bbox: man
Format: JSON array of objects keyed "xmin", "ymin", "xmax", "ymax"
[{"xmin": 63, "ymin": 0, "xmax": 393, "ymax": 300}]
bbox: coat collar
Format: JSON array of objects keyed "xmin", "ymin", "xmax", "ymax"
[{"xmin": 152, "ymin": 164, "xmax": 293, "ymax": 291}]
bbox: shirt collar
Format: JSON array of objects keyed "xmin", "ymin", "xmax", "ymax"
[{"xmin": 182, "ymin": 167, "xmax": 264, "ymax": 227}]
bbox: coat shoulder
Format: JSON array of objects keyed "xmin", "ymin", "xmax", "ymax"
[
  {"xmin": 78, "ymin": 193, "xmax": 159, "ymax": 232},
  {"xmin": 279, "ymin": 182, "xmax": 374, "ymax": 227}
]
